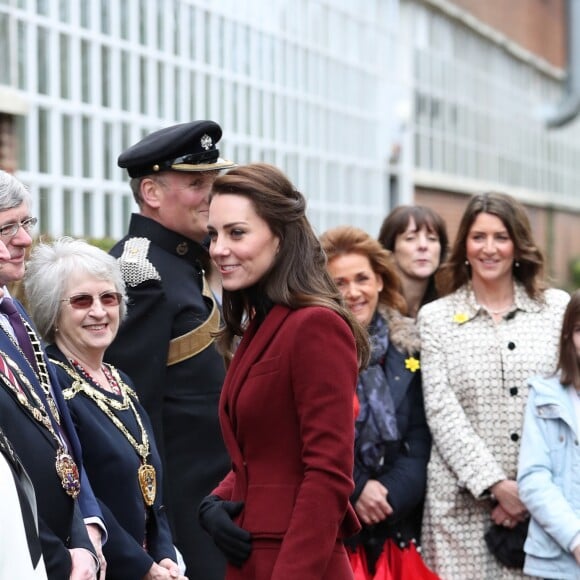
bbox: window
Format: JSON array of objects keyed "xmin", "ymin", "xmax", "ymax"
[
  {"xmin": 59, "ymin": 0, "xmax": 70, "ymax": 23},
  {"xmin": 37, "ymin": 26, "xmax": 50, "ymax": 94},
  {"xmin": 81, "ymin": 40, "xmax": 91, "ymax": 103},
  {"xmin": 62, "ymin": 114, "xmax": 73, "ymax": 176},
  {"xmin": 104, "ymin": 192, "xmax": 113, "ymax": 237},
  {"xmin": 100, "ymin": 0, "xmax": 111, "ymax": 34},
  {"xmin": 120, "ymin": 0, "xmax": 130, "ymax": 40},
  {"xmin": 39, "ymin": 187, "xmax": 50, "ymax": 234},
  {"xmin": 17, "ymin": 20, "xmax": 27, "ymax": 90},
  {"xmin": 15, "ymin": 116, "xmax": 28, "ymax": 171},
  {"xmin": 82, "ymin": 116, "xmax": 92, "ymax": 177},
  {"xmin": 38, "ymin": 108, "xmax": 50, "ymax": 173},
  {"xmin": 0, "ymin": 14, "xmax": 9, "ymax": 85},
  {"xmin": 83, "ymin": 191, "xmax": 92, "ymax": 236},
  {"xmin": 121, "ymin": 52, "xmax": 130, "ymax": 111},
  {"xmin": 139, "ymin": 57, "xmax": 147, "ymax": 114},
  {"xmin": 103, "ymin": 122, "xmax": 113, "ymax": 180},
  {"xmin": 101, "ymin": 46, "xmax": 111, "ymax": 107},
  {"xmin": 59, "ymin": 33, "xmax": 70, "ymax": 99},
  {"xmin": 63, "ymin": 189, "xmax": 73, "ymax": 234}
]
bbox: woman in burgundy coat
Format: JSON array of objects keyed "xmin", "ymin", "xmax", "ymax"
[{"xmin": 199, "ymin": 163, "xmax": 369, "ymax": 580}]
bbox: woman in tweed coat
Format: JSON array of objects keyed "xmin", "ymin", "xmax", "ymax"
[{"xmin": 418, "ymin": 192, "xmax": 569, "ymax": 579}]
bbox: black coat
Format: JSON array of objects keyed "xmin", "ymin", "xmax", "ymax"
[
  {"xmin": 47, "ymin": 345, "xmax": 176, "ymax": 580},
  {"xmin": 0, "ymin": 302, "xmax": 99, "ymax": 579},
  {"xmin": 350, "ymin": 308, "xmax": 431, "ymax": 564},
  {"xmin": 105, "ymin": 214, "xmax": 229, "ymax": 579}
]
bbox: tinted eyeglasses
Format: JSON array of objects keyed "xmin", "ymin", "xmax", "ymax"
[
  {"xmin": 0, "ymin": 217, "xmax": 38, "ymax": 239},
  {"xmin": 60, "ymin": 291, "xmax": 122, "ymax": 310}
]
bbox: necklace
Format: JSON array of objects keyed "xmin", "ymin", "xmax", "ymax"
[
  {"xmin": 69, "ymin": 359, "xmax": 121, "ymax": 395},
  {"xmin": 52, "ymin": 359, "xmax": 156, "ymax": 506},
  {"xmin": 0, "ymin": 351, "xmax": 80, "ymax": 498},
  {"xmin": 483, "ymin": 303, "xmax": 514, "ymax": 316}
]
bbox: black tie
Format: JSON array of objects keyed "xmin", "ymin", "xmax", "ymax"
[{"xmin": 0, "ymin": 298, "xmax": 37, "ymax": 370}]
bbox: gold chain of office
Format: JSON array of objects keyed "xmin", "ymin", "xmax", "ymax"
[{"xmin": 51, "ymin": 359, "xmax": 157, "ymax": 506}]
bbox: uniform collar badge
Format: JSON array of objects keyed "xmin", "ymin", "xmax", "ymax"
[{"xmin": 176, "ymin": 241, "xmax": 189, "ymax": 256}]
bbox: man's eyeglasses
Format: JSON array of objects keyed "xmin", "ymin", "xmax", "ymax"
[
  {"xmin": 0, "ymin": 217, "xmax": 38, "ymax": 239},
  {"xmin": 60, "ymin": 291, "xmax": 123, "ymax": 310}
]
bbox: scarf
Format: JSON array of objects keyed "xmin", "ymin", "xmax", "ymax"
[{"xmin": 355, "ymin": 311, "xmax": 400, "ymax": 471}]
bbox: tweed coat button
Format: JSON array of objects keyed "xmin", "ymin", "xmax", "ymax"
[
  {"xmin": 510, "ymin": 433, "xmax": 519, "ymax": 442},
  {"xmin": 507, "ymin": 342, "xmax": 516, "ymax": 350},
  {"xmin": 509, "ymin": 387, "xmax": 518, "ymax": 396}
]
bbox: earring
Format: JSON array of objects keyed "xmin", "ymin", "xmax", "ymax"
[
  {"xmin": 465, "ymin": 260, "xmax": 470, "ymax": 266},
  {"xmin": 515, "ymin": 261, "xmax": 520, "ymax": 268}
]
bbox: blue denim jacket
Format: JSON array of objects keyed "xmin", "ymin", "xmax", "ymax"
[{"xmin": 517, "ymin": 375, "xmax": 580, "ymax": 579}]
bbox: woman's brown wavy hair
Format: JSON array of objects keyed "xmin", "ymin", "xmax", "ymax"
[
  {"xmin": 438, "ymin": 192, "xmax": 546, "ymax": 299},
  {"xmin": 320, "ymin": 225, "xmax": 407, "ymax": 315},
  {"xmin": 209, "ymin": 163, "xmax": 369, "ymax": 368}
]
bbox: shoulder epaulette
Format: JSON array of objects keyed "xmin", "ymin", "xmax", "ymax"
[{"xmin": 117, "ymin": 237, "xmax": 161, "ymax": 287}]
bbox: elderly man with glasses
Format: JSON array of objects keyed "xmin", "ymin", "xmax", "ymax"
[{"xmin": 0, "ymin": 170, "xmax": 105, "ymax": 580}]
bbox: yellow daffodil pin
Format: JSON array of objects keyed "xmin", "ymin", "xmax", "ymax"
[
  {"xmin": 453, "ymin": 312, "xmax": 469, "ymax": 324},
  {"xmin": 405, "ymin": 357, "xmax": 420, "ymax": 372}
]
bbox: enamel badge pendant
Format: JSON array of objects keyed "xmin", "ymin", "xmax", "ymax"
[
  {"xmin": 55, "ymin": 451, "xmax": 81, "ymax": 499},
  {"xmin": 138, "ymin": 463, "xmax": 157, "ymax": 506}
]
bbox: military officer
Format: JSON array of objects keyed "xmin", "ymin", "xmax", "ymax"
[{"xmin": 106, "ymin": 120, "xmax": 235, "ymax": 579}]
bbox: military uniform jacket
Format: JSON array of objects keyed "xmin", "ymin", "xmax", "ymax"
[
  {"xmin": 418, "ymin": 283, "xmax": 569, "ymax": 580},
  {"xmin": 106, "ymin": 213, "xmax": 229, "ymax": 578},
  {"xmin": 0, "ymin": 300, "xmax": 99, "ymax": 580},
  {"xmin": 48, "ymin": 345, "xmax": 175, "ymax": 580}
]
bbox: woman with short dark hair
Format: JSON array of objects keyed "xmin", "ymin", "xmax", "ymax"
[{"xmin": 378, "ymin": 205, "xmax": 448, "ymax": 317}]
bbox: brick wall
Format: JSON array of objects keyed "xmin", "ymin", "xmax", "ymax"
[{"xmin": 447, "ymin": 0, "xmax": 566, "ymax": 68}]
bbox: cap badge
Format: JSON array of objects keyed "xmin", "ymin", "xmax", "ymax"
[{"xmin": 200, "ymin": 134, "xmax": 213, "ymax": 150}]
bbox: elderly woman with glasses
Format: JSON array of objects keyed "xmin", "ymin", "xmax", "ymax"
[{"xmin": 24, "ymin": 237, "xmax": 186, "ymax": 580}]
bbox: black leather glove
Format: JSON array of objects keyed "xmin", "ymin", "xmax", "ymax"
[{"xmin": 198, "ymin": 495, "xmax": 252, "ymax": 567}]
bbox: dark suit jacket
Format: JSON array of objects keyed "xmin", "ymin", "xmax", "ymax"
[
  {"xmin": 47, "ymin": 345, "xmax": 176, "ymax": 580},
  {"xmin": 213, "ymin": 305, "xmax": 361, "ymax": 580},
  {"xmin": 0, "ymin": 299, "xmax": 100, "ymax": 579}
]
